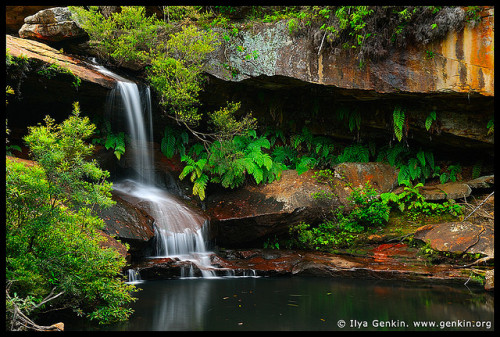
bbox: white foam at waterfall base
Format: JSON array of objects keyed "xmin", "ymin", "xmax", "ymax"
[
  {"xmin": 127, "ymin": 268, "xmax": 143, "ymax": 284},
  {"xmin": 112, "ymin": 179, "xmax": 210, "ymax": 256}
]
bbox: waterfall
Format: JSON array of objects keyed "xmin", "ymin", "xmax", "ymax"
[
  {"xmin": 93, "ymin": 64, "xmax": 154, "ymax": 184},
  {"xmin": 127, "ymin": 269, "xmax": 143, "ymax": 284},
  {"xmin": 92, "ymin": 62, "xmax": 257, "ymax": 278}
]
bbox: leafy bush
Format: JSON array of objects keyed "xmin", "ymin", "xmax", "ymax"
[
  {"xmin": 6, "ymin": 103, "xmax": 136, "ymax": 327},
  {"xmin": 290, "ymin": 180, "xmax": 390, "ymax": 251},
  {"xmin": 380, "ymin": 180, "xmax": 463, "ymax": 221},
  {"xmin": 347, "ymin": 181, "xmax": 391, "ymax": 228}
]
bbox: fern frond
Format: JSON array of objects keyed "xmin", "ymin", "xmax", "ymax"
[
  {"xmin": 416, "ymin": 150, "xmax": 426, "ymax": 168},
  {"xmin": 393, "ymin": 106, "xmax": 405, "ymax": 142},
  {"xmin": 296, "ymin": 156, "xmax": 316, "ymax": 175},
  {"xmin": 179, "ymin": 165, "xmax": 194, "ymax": 180},
  {"xmin": 193, "ymin": 173, "xmax": 209, "ymax": 200},
  {"xmin": 425, "ymin": 110, "xmax": 436, "ymax": 131},
  {"xmin": 397, "ymin": 165, "xmax": 410, "ymax": 185},
  {"xmin": 424, "ymin": 151, "xmax": 435, "ymax": 171},
  {"xmin": 408, "ymin": 158, "xmax": 421, "ymax": 181}
]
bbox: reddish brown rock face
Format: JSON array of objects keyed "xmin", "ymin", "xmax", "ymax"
[
  {"xmin": 6, "ymin": 35, "xmax": 115, "ymax": 89},
  {"xmin": 414, "ymin": 221, "xmax": 494, "ymax": 257},
  {"xmin": 206, "ymin": 164, "xmax": 399, "ymax": 247}
]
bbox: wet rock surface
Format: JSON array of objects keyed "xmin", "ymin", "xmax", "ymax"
[
  {"xmin": 207, "ymin": 169, "xmax": 339, "ymax": 247},
  {"xmin": 131, "ymin": 245, "xmax": 489, "ymax": 289},
  {"xmin": 6, "ymin": 35, "xmax": 115, "ymax": 89},
  {"xmin": 98, "ymin": 192, "xmax": 156, "ymax": 256},
  {"xmin": 414, "ymin": 221, "xmax": 494, "ymax": 257},
  {"xmin": 207, "ymin": 164, "xmax": 399, "ymax": 247},
  {"xmin": 206, "ymin": 9, "xmax": 493, "ymax": 96}
]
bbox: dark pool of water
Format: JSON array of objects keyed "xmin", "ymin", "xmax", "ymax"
[{"xmin": 61, "ymin": 276, "xmax": 494, "ymax": 331}]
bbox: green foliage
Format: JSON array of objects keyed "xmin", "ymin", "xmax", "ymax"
[
  {"xmin": 472, "ymin": 161, "xmax": 482, "ymax": 179},
  {"xmin": 71, "ymin": 6, "xmax": 255, "ymax": 139},
  {"xmin": 392, "ymin": 105, "xmax": 406, "ymax": 142},
  {"xmin": 425, "ymin": 110, "xmax": 437, "ymax": 131},
  {"xmin": 290, "ymin": 181, "xmax": 389, "ymax": 251},
  {"xmin": 146, "ymin": 25, "xmax": 220, "ymax": 127},
  {"xmin": 465, "ymin": 6, "xmax": 483, "ymax": 24},
  {"xmin": 92, "ymin": 121, "xmax": 127, "ymax": 160},
  {"xmin": 6, "ymin": 86, "xmax": 21, "ymax": 155},
  {"xmin": 208, "ymin": 102, "xmax": 257, "ymax": 140},
  {"xmin": 487, "ymin": 117, "xmax": 494, "ymax": 135},
  {"xmin": 263, "ymin": 236, "xmax": 280, "ymax": 250},
  {"xmin": 336, "ymin": 106, "xmax": 361, "ymax": 133},
  {"xmin": 36, "ymin": 63, "xmax": 81, "ymax": 89},
  {"xmin": 6, "ymin": 104, "xmax": 136, "ymax": 326},
  {"xmin": 289, "ymin": 220, "xmax": 358, "ymax": 250},
  {"xmin": 347, "ymin": 181, "xmax": 391, "ymax": 228},
  {"xmin": 337, "ymin": 144, "xmax": 370, "ymax": 163},
  {"xmin": 69, "ymin": 6, "xmax": 164, "ymax": 66},
  {"xmin": 24, "ymin": 102, "xmax": 114, "ymax": 209},
  {"xmin": 377, "ymin": 144, "xmax": 453, "ymax": 186},
  {"xmin": 289, "ymin": 127, "xmax": 337, "ymax": 170},
  {"xmin": 179, "ymin": 131, "xmax": 287, "ymax": 200},
  {"xmin": 161, "ymin": 124, "xmax": 189, "ymax": 158},
  {"xmin": 380, "ymin": 180, "xmax": 463, "ymax": 221}
]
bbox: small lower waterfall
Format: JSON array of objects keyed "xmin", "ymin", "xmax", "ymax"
[
  {"xmin": 91, "ymin": 62, "xmax": 255, "ymax": 278},
  {"xmin": 127, "ymin": 268, "xmax": 142, "ymax": 284}
]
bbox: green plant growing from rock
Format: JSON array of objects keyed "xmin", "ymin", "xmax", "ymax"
[
  {"xmin": 92, "ymin": 121, "xmax": 127, "ymax": 160},
  {"xmin": 380, "ymin": 180, "xmax": 464, "ymax": 222},
  {"xmin": 290, "ymin": 179, "xmax": 390, "ymax": 251},
  {"xmin": 36, "ymin": 63, "xmax": 81, "ymax": 89}
]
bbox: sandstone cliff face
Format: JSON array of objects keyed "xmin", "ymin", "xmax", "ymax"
[
  {"xmin": 6, "ymin": 34, "xmax": 115, "ymax": 88},
  {"xmin": 199, "ymin": 9, "xmax": 493, "ymax": 158},
  {"xmin": 206, "ymin": 8, "xmax": 493, "ymax": 96}
]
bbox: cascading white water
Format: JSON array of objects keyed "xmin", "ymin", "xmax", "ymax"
[
  {"xmin": 93, "ymin": 64, "xmax": 155, "ymax": 184},
  {"xmin": 92, "ymin": 62, "xmax": 256, "ymax": 278},
  {"xmin": 127, "ymin": 268, "xmax": 143, "ymax": 284}
]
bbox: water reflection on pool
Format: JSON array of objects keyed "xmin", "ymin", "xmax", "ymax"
[{"xmin": 67, "ymin": 276, "xmax": 494, "ymax": 331}]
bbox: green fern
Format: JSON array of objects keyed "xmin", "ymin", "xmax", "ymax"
[
  {"xmin": 338, "ymin": 144, "xmax": 369, "ymax": 163},
  {"xmin": 272, "ymin": 145, "xmax": 297, "ymax": 168},
  {"xmin": 397, "ymin": 165, "xmax": 410, "ymax": 185},
  {"xmin": 425, "ymin": 110, "xmax": 436, "ymax": 131},
  {"xmin": 393, "ymin": 106, "xmax": 405, "ymax": 142},
  {"xmin": 336, "ymin": 106, "xmax": 361, "ymax": 133},
  {"xmin": 193, "ymin": 173, "xmax": 209, "ymax": 200},
  {"xmin": 425, "ymin": 151, "xmax": 435, "ymax": 171},
  {"xmin": 407, "ymin": 158, "xmax": 421, "ymax": 181},
  {"xmin": 472, "ymin": 161, "xmax": 482, "ymax": 179},
  {"xmin": 161, "ymin": 125, "xmax": 189, "ymax": 158},
  {"xmin": 448, "ymin": 164, "xmax": 461, "ymax": 182},
  {"xmin": 296, "ymin": 156, "xmax": 317, "ymax": 175},
  {"xmin": 487, "ymin": 118, "xmax": 494, "ymax": 135},
  {"xmin": 104, "ymin": 132, "xmax": 126, "ymax": 160},
  {"xmin": 348, "ymin": 110, "xmax": 361, "ymax": 132},
  {"xmin": 416, "ymin": 150, "xmax": 426, "ymax": 168}
]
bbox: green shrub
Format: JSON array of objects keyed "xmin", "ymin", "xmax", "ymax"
[
  {"xmin": 6, "ymin": 103, "xmax": 136, "ymax": 327},
  {"xmin": 380, "ymin": 180, "xmax": 463, "ymax": 221},
  {"xmin": 290, "ymin": 180, "xmax": 390, "ymax": 251}
]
